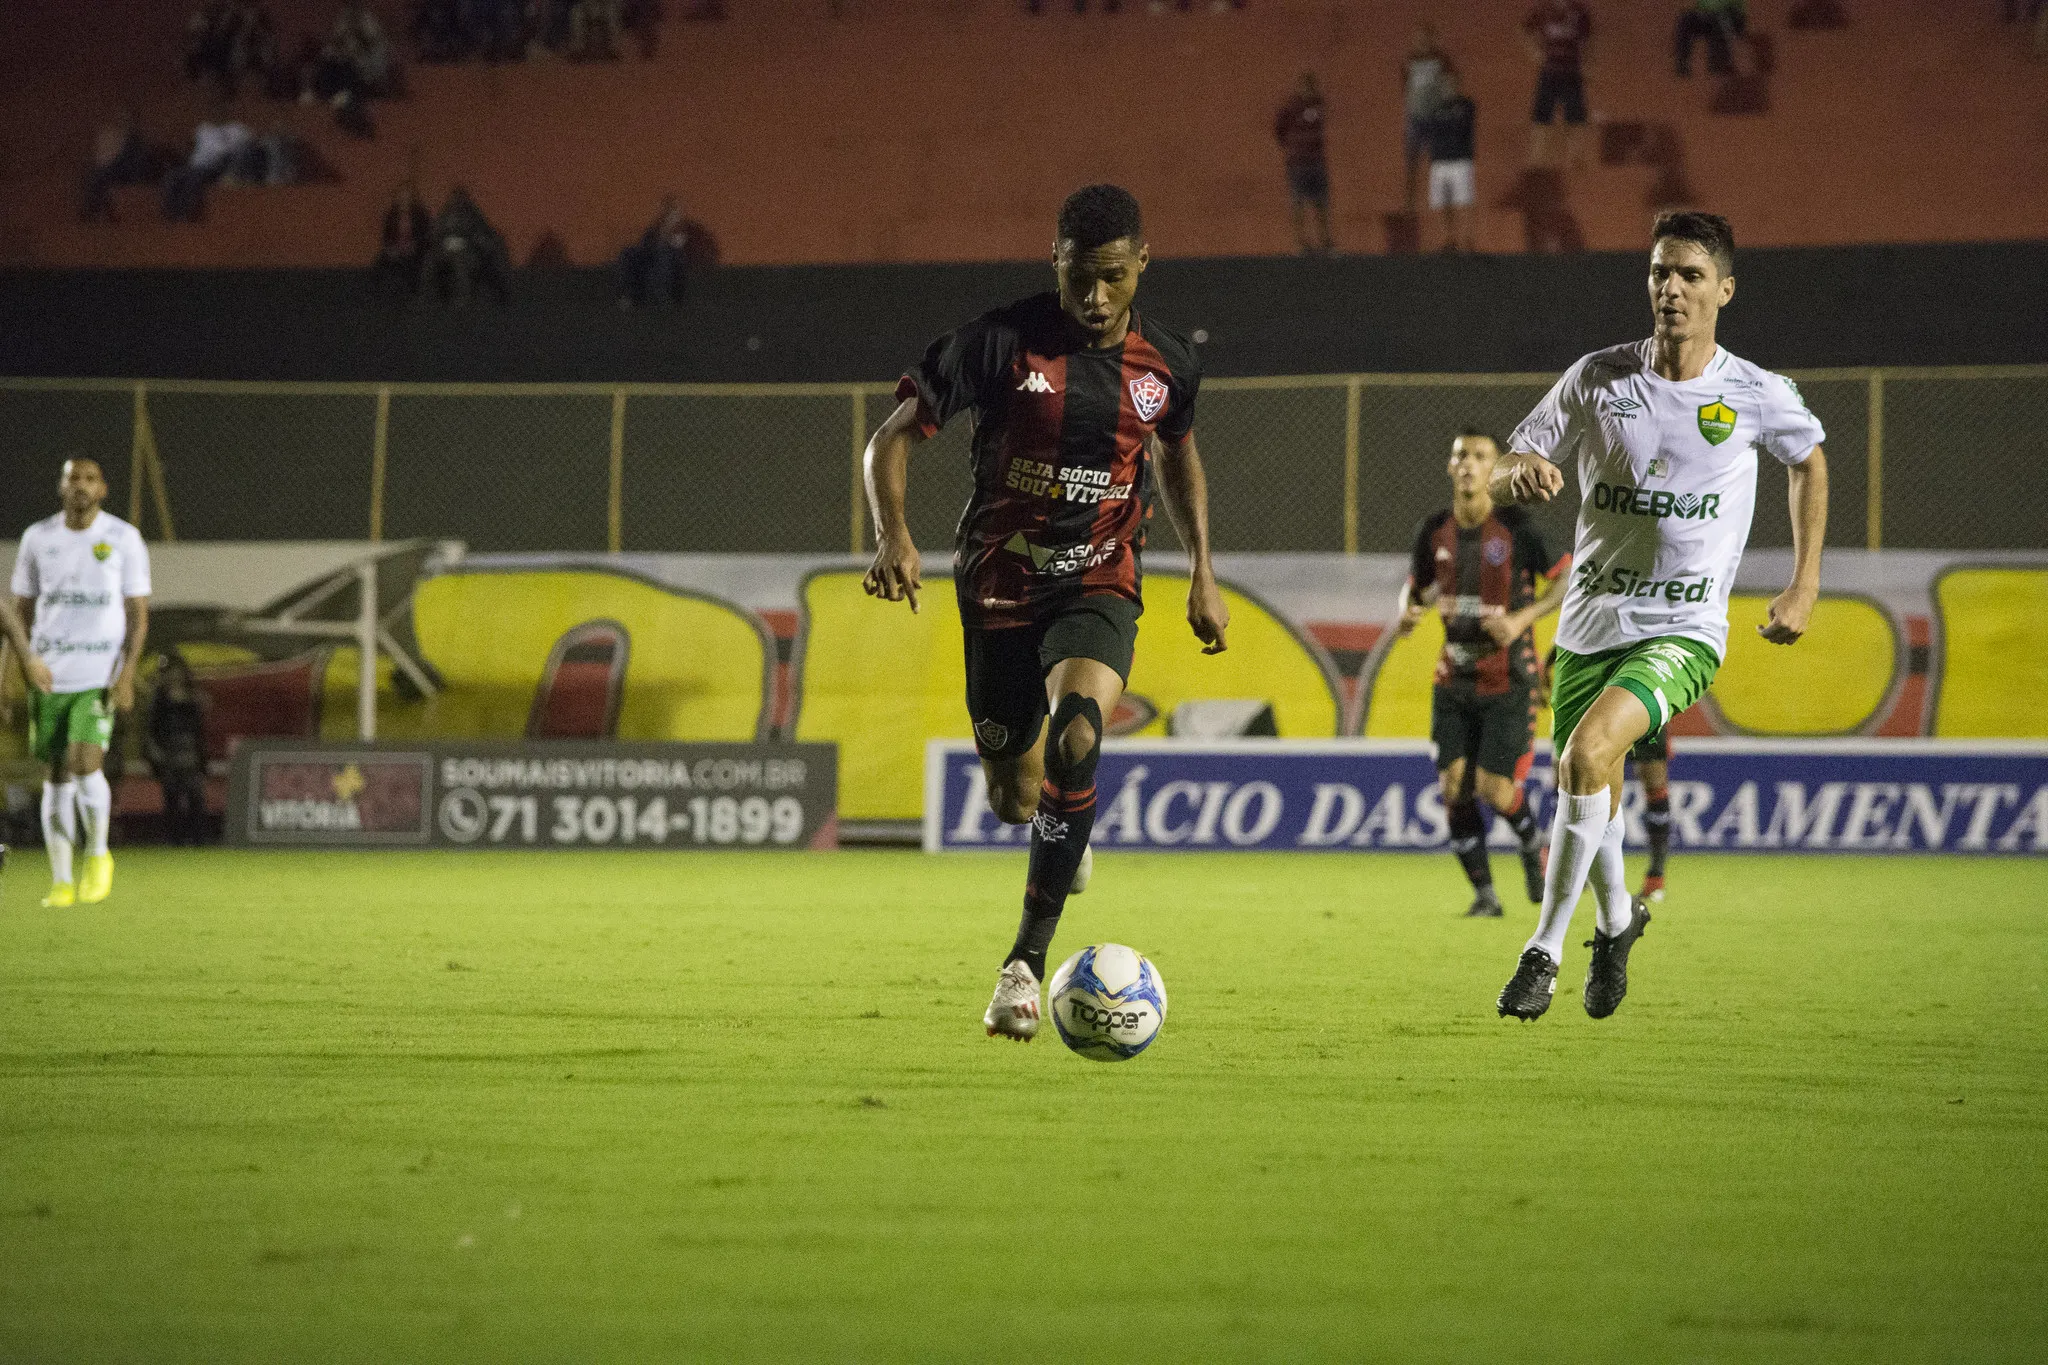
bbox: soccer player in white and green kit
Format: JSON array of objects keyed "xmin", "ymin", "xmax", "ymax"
[
  {"xmin": 1489, "ymin": 212, "xmax": 1827, "ymax": 1020},
  {"xmin": 3, "ymin": 459, "xmax": 152, "ymax": 906}
]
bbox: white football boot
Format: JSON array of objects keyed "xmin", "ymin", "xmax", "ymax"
[
  {"xmin": 983, "ymin": 959, "xmax": 1042, "ymax": 1040},
  {"xmin": 1069, "ymin": 844, "xmax": 1094, "ymax": 894}
]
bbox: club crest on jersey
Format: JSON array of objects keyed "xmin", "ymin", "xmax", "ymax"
[
  {"xmin": 91, "ymin": 541, "xmax": 112, "ymax": 561},
  {"xmin": 1483, "ymin": 538, "xmax": 1509, "ymax": 566},
  {"xmin": 1697, "ymin": 400, "xmax": 1736, "ymax": 446},
  {"xmin": 1129, "ymin": 372, "xmax": 1169, "ymax": 423},
  {"xmin": 974, "ymin": 718, "xmax": 1009, "ymax": 752}
]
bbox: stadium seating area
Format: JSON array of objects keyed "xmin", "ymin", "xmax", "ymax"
[{"xmin": 4, "ymin": 1, "xmax": 2046, "ymax": 268}]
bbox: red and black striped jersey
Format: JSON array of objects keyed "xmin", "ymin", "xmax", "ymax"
[
  {"xmin": 896, "ymin": 292, "xmax": 1201, "ymax": 629},
  {"xmin": 1407, "ymin": 505, "xmax": 1566, "ymax": 695}
]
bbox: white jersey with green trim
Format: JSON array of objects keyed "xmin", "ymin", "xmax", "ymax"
[
  {"xmin": 1508, "ymin": 340, "xmax": 1824, "ymax": 660},
  {"xmin": 11, "ymin": 510, "xmax": 152, "ymax": 693}
]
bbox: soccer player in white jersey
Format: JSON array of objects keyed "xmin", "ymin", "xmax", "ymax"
[
  {"xmin": 1488, "ymin": 212, "xmax": 1827, "ymax": 1020},
  {"xmin": 2, "ymin": 460, "xmax": 152, "ymax": 906}
]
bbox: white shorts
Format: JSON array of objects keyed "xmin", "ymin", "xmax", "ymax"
[{"xmin": 1429, "ymin": 159, "xmax": 1475, "ymax": 209}]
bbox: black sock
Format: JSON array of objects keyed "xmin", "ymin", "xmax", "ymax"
[
  {"xmin": 1449, "ymin": 798, "xmax": 1492, "ymax": 892},
  {"xmin": 1646, "ymin": 787, "xmax": 1671, "ymax": 877},
  {"xmin": 1499, "ymin": 787, "xmax": 1540, "ymax": 851},
  {"xmin": 1008, "ymin": 779, "xmax": 1097, "ymax": 979}
]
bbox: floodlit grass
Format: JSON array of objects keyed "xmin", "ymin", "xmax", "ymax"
[{"xmin": 1, "ymin": 849, "xmax": 2044, "ymax": 1362}]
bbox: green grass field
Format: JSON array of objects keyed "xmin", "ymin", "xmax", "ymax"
[{"xmin": 1, "ymin": 848, "xmax": 2044, "ymax": 1363}]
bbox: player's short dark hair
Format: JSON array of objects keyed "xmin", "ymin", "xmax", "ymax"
[
  {"xmin": 1652, "ymin": 210, "xmax": 1735, "ymax": 276},
  {"xmin": 1455, "ymin": 426, "xmax": 1499, "ymax": 447},
  {"xmin": 1057, "ymin": 184, "xmax": 1144, "ymax": 251}
]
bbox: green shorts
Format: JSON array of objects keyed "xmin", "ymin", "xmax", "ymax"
[
  {"xmin": 1551, "ymin": 637, "xmax": 1719, "ymax": 756},
  {"xmin": 28, "ymin": 688, "xmax": 114, "ymax": 766}
]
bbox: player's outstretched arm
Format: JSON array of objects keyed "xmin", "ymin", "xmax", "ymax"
[
  {"xmin": 1154, "ymin": 432, "xmax": 1229, "ymax": 654},
  {"xmin": 1490, "ymin": 450, "xmax": 1565, "ymax": 505},
  {"xmin": 1761, "ymin": 443, "xmax": 1828, "ymax": 645},
  {"xmin": 862, "ymin": 397, "xmax": 929, "ymax": 613}
]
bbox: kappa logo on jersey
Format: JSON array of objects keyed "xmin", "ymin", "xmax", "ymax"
[
  {"xmin": 1435, "ymin": 546, "xmax": 1453, "ymax": 562},
  {"xmin": 1697, "ymin": 399, "xmax": 1736, "ymax": 446},
  {"xmin": 1016, "ymin": 371, "xmax": 1057, "ymax": 394},
  {"xmin": 1129, "ymin": 372, "xmax": 1169, "ymax": 423},
  {"xmin": 91, "ymin": 541, "xmax": 112, "ymax": 561}
]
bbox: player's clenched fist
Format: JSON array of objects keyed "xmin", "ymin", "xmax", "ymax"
[
  {"xmin": 1187, "ymin": 571, "xmax": 1230, "ymax": 655},
  {"xmin": 1757, "ymin": 586, "xmax": 1815, "ymax": 645},
  {"xmin": 1499, "ymin": 454, "xmax": 1565, "ymax": 504}
]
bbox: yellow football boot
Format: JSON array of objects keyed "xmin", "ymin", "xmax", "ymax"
[
  {"xmin": 41, "ymin": 882, "xmax": 77, "ymax": 908},
  {"xmin": 78, "ymin": 854, "xmax": 114, "ymax": 904}
]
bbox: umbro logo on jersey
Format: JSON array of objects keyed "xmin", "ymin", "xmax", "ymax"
[
  {"xmin": 1017, "ymin": 372, "xmax": 1057, "ymax": 394},
  {"xmin": 1608, "ymin": 397, "xmax": 1642, "ymax": 419}
]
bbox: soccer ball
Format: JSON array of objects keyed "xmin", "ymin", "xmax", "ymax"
[{"xmin": 1047, "ymin": 944, "xmax": 1167, "ymax": 1062}]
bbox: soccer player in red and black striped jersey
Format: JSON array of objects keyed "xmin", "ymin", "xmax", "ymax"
[
  {"xmin": 1396, "ymin": 430, "xmax": 1568, "ymax": 917},
  {"xmin": 862, "ymin": 185, "xmax": 1230, "ymax": 1041}
]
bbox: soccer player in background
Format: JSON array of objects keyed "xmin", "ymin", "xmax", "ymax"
[
  {"xmin": 1634, "ymin": 733, "xmax": 1673, "ymax": 901},
  {"xmin": 1395, "ymin": 429, "xmax": 1566, "ymax": 918},
  {"xmin": 1488, "ymin": 211, "xmax": 1826, "ymax": 1020},
  {"xmin": 863, "ymin": 185, "xmax": 1229, "ymax": 1041},
  {"xmin": 2, "ymin": 459, "xmax": 152, "ymax": 906}
]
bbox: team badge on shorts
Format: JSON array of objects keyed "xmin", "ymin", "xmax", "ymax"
[
  {"xmin": 1129, "ymin": 372, "xmax": 1168, "ymax": 423},
  {"xmin": 974, "ymin": 718, "xmax": 1009, "ymax": 752},
  {"xmin": 92, "ymin": 541, "xmax": 112, "ymax": 561},
  {"xmin": 1697, "ymin": 400, "xmax": 1736, "ymax": 446}
]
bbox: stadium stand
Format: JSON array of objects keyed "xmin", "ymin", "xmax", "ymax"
[
  {"xmin": 1932, "ymin": 567, "xmax": 2048, "ymax": 738},
  {"xmin": 792, "ymin": 568, "xmax": 1340, "ymax": 822},
  {"xmin": 316, "ymin": 568, "xmax": 771, "ymax": 740},
  {"xmin": 3, "ymin": 1, "xmax": 2045, "ymax": 268}
]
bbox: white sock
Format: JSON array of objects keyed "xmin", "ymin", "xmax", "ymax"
[
  {"xmin": 42, "ymin": 781, "xmax": 78, "ymax": 885},
  {"xmin": 77, "ymin": 770, "xmax": 113, "ymax": 857},
  {"xmin": 1526, "ymin": 789, "xmax": 1611, "ymax": 963},
  {"xmin": 1591, "ymin": 814, "xmax": 1634, "ymax": 936}
]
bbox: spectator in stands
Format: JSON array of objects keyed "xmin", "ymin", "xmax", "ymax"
[
  {"xmin": 1402, "ymin": 24, "xmax": 1452, "ymax": 213},
  {"xmin": 427, "ymin": 186, "xmax": 512, "ymax": 304},
  {"xmin": 570, "ymin": 0, "xmax": 625, "ymax": 58},
  {"xmin": 162, "ymin": 110, "xmax": 255, "ymax": 222},
  {"xmin": 332, "ymin": 3, "xmax": 395, "ymax": 94},
  {"xmin": 1425, "ymin": 71, "xmax": 1477, "ymax": 252},
  {"xmin": 376, "ymin": 181, "xmax": 433, "ymax": 294},
  {"xmin": 414, "ymin": 0, "xmax": 466, "ymax": 60},
  {"xmin": 81, "ymin": 110, "xmax": 160, "ymax": 224},
  {"xmin": 146, "ymin": 652, "xmax": 211, "ymax": 846},
  {"xmin": 617, "ymin": 196, "xmax": 690, "ymax": 308},
  {"xmin": 297, "ymin": 33, "xmax": 377, "ymax": 137},
  {"xmin": 1523, "ymin": 0, "xmax": 1592, "ymax": 168},
  {"xmin": 1675, "ymin": 0, "xmax": 1745, "ymax": 77},
  {"xmin": 185, "ymin": 2, "xmax": 278, "ymax": 99},
  {"xmin": 1274, "ymin": 74, "xmax": 1332, "ymax": 255},
  {"xmin": 623, "ymin": 0, "xmax": 663, "ymax": 57}
]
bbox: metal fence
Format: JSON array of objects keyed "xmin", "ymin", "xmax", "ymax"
[{"xmin": 2, "ymin": 368, "xmax": 2043, "ymax": 554}]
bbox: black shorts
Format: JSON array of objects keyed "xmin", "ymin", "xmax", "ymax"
[
  {"xmin": 963, "ymin": 593, "xmax": 1141, "ymax": 760},
  {"xmin": 1431, "ymin": 683, "xmax": 1537, "ymax": 783},
  {"xmin": 1630, "ymin": 728, "xmax": 1672, "ymax": 765},
  {"xmin": 1286, "ymin": 161, "xmax": 1329, "ymax": 203},
  {"xmin": 1531, "ymin": 68, "xmax": 1587, "ymax": 125}
]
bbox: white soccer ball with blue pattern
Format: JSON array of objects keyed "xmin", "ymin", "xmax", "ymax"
[{"xmin": 1047, "ymin": 944, "xmax": 1167, "ymax": 1062}]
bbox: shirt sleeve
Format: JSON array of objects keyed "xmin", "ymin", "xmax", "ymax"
[
  {"xmin": 121, "ymin": 528, "xmax": 152, "ymax": 597},
  {"xmin": 10, "ymin": 536, "xmax": 34, "ymax": 599},
  {"xmin": 893, "ymin": 313, "xmax": 1012, "ymax": 439},
  {"xmin": 1407, "ymin": 517, "xmax": 1437, "ymax": 589},
  {"xmin": 1758, "ymin": 372, "xmax": 1826, "ymax": 466},
  {"xmin": 1156, "ymin": 349, "xmax": 1202, "ymax": 446},
  {"xmin": 1508, "ymin": 358, "xmax": 1589, "ymax": 465}
]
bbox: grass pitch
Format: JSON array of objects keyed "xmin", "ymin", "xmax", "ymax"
[{"xmin": 1, "ymin": 848, "xmax": 2044, "ymax": 1363}]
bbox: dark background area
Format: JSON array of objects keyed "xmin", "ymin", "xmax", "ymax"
[{"xmin": 4, "ymin": 242, "xmax": 2044, "ymax": 383}]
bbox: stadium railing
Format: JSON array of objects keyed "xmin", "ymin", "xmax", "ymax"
[{"xmin": 2, "ymin": 366, "xmax": 2044, "ymax": 557}]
